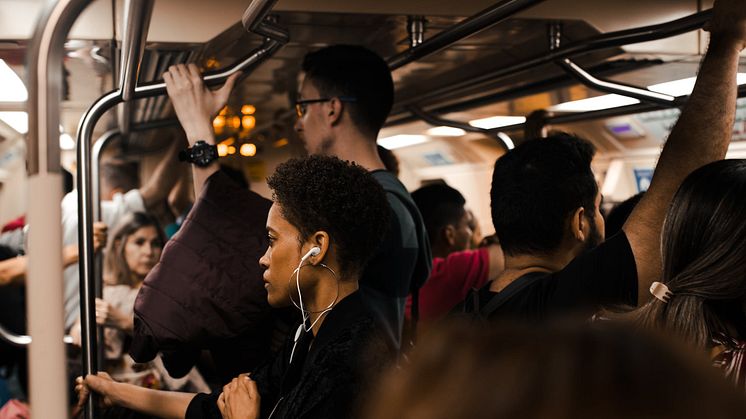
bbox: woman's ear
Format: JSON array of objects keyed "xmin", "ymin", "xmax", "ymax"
[{"xmin": 307, "ymin": 231, "xmax": 331, "ymax": 265}]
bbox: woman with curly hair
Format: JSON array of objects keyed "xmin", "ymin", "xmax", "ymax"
[{"xmin": 76, "ymin": 155, "xmax": 395, "ymax": 419}]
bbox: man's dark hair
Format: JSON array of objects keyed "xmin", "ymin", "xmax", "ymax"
[
  {"xmin": 491, "ymin": 133, "xmax": 598, "ymax": 256},
  {"xmin": 267, "ymin": 155, "xmax": 390, "ymax": 276},
  {"xmin": 101, "ymin": 159, "xmax": 139, "ymax": 192},
  {"xmin": 302, "ymin": 45, "xmax": 394, "ymax": 138},
  {"xmin": 412, "ymin": 183, "xmax": 467, "ymax": 245}
]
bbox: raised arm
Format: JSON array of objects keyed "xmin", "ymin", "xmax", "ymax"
[
  {"xmin": 139, "ymin": 137, "xmax": 183, "ymax": 211},
  {"xmin": 623, "ymin": 0, "xmax": 746, "ymax": 304},
  {"xmin": 163, "ymin": 64, "xmax": 239, "ymax": 197}
]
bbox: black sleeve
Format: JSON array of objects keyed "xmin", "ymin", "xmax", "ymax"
[
  {"xmin": 185, "ymin": 392, "xmax": 222, "ymax": 419},
  {"xmin": 545, "ymin": 232, "xmax": 639, "ymax": 312}
]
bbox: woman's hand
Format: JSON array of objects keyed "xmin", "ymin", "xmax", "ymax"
[
  {"xmin": 217, "ymin": 374, "xmax": 261, "ymax": 419},
  {"xmin": 163, "ymin": 63, "xmax": 239, "ymax": 145},
  {"xmin": 75, "ymin": 372, "xmax": 116, "ymax": 410},
  {"xmin": 95, "ymin": 298, "xmax": 132, "ymax": 332},
  {"xmin": 93, "ymin": 222, "xmax": 108, "ymax": 252}
]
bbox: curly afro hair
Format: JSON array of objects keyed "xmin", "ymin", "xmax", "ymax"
[{"xmin": 267, "ymin": 155, "xmax": 390, "ymax": 277}]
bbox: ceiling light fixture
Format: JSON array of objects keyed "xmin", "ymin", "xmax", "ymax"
[
  {"xmin": 469, "ymin": 115, "xmax": 526, "ymax": 129},
  {"xmin": 0, "ymin": 60, "xmax": 27, "ymax": 102},
  {"xmin": 425, "ymin": 126, "xmax": 466, "ymax": 137},
  {"xmin": 377, "ymin": 134, "xmax": 429, "ymax": 150},
  {"xmin": 0, "ymin": 111, "xmax": 28, "ymax": 134}
]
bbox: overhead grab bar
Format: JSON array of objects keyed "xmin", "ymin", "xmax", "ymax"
[
  {"xmin": 557, "ymin": 58, "xmax": 677, "ymax": 105},
  {"xmin": 387, "ymin": 0, "xmax": 546, "ymax": 70},
  {"xmin": 391, "ymin": 8, "xmax": 713, "ymax": 121},
  {"xmin": 406, "ymin": 105, "xmax": 513, "ymax": 151},
  {"xmin": 491, "ymin": 84, "xmax": 746, "ymax": 133},
  {"xmin": 547, "ymin": 23, "xmax": 677, "ymax": 107}
]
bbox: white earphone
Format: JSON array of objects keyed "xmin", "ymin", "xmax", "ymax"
[{"xmin": 301, "ymin": 246, "xmax": 321, "ymax": 262}]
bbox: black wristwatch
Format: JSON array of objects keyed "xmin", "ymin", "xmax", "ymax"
[{"xmin": 178, "ymin": 141, "xmax": 219, "ymax": 167}]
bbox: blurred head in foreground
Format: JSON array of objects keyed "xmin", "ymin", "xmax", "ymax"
[{"xmin": 365, "ymin": 320, "xmax": 746, "ymax": 419}]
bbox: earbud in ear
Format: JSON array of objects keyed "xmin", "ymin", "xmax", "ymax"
[{"xmin": 301, "ymin": 246, "xmax": 321, "ymax": 262}]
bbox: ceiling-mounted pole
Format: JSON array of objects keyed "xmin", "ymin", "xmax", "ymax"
[
  {"xmin": 118, "ymin": 0, "xmax": 154, "ymax": 140},
  {"xmin": 27, "ymin": 1, "xmax": 94, "ymax": 417},
  {"xmin": 388, "ymin": 9, "xmax": 713, "ymax": 127},
  {"xmin": 407, "ymin": 16, "xmax": 426, "ymax": 48},
  {"xmin": 387, "ymin": 0, "xmax": 546, "ymax": 70}
]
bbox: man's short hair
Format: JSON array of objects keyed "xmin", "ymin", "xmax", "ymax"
[
  {"xmin": 491, "ymin": 133, "xmax": 598, "ymax": 256},
  {"xmin": 412, "ymin": 183, "xmax": 467, "ymax": 245},
  {"xmin": 101, "ymin": 159, "xmax": 139, "ymax": 193},
  {"xmin": 302, "ymin": 45, "xmax": 394, "ymax": 138}
]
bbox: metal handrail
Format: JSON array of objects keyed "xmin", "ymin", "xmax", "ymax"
[
  {"xmin": 387, "ymin": 0, "xmax": 546, "ymax": 70},
  {"xmin": 547, "ymin": 23, "xmax": 677, "ymax": 107},
  {"xmin": 406, "ymin": 105, "xmax": 514, "ymax": 151},
  {"xmin": 390, "ymin": 8, "xmax": 713, "ymax": 122},
  {"xmin": 119, "ymin": 0, "xmax": 154, "ymax": 102},
  {"xmin": 557, "ymin": 58, "xmax": 677, "ymax": 106},
  {"xmin": 0, "ymin": 323, "xmax": 74, "ymax": 347},
  {"xmin": 74, "ymin": 5, "xmax": 288, "ymax": 417},
  {"xmin": 488, "ymin": 84, "xmax": 746, "ymax": 132},
  {"xmin": 27, "ymin": 1, "xmax": 93, "ymax": 417}
]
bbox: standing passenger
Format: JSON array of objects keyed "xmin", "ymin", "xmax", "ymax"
[
  {"xmin": 469, "ymin": 0, "xmax": 746, "ymax": 321},
  {"xmin": 161, "ymin": 45, "xmax": 432, "ymax": 349},
  {"xmin": 405, "ymin": 184, "xmax": 503, "ymax": 324}
]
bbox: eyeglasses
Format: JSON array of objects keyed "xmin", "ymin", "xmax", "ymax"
[{"xmin": 294, "ymin": 96, "xmax": 357, "ymax": 118}]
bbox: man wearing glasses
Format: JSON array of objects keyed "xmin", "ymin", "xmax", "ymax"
[
  {"xmin": 161, "ymin": 45, "xmax": 431, "ymax": 350},
  {"xmin": 291, "ymin": 45, "xmax": 432, "ymax": 348}
]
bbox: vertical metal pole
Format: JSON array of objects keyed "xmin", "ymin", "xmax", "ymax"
[
  {"xmin": 26, "ymin": 1, "xmax": 92, "ymax": 418},
  {"xmin": 91, "ymin": 129, "xmax": 120, "ymax": 370},
  {"xmin": 76, "ymin": 90, "xmax": 121, "ymax": 419}
]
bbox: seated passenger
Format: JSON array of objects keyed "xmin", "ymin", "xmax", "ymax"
[
  {"xmin": 631, "ymin": 160, "xmax": 746, "ymax": 387},
  {"xmin": 467, "ymin": 0, "xmax": 746, "ymax": 321},
  {"xmin": 365, "ymin": 321, "xmax": 746, "ymax": 419},
  {"xmin": 76, "ymin": 155, "xmax": 395, "ymax": 419},
  {"xmin": 405, "ymin": 184, "xmax": 503, "ymax": 323}
]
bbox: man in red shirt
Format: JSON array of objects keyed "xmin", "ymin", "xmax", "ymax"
[{"xmin": 406, "ymin": 184, "xmax": 503, "ymax": 323}]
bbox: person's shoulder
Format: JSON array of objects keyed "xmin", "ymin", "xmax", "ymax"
[{"xmin": 551, "ymin": 231, "xmax": 634, "ymax": 280}]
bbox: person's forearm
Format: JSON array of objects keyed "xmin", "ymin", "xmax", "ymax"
[
  {"xmin": 63, "ymin": 245, "xmax": 79, "ymax": 267},
  {"xmin": 141, "ymin": 137, "xmax": 183, "ymax": 210},
  {"xmin": 109, "ymin": 381, "xmax": 195, "ymax": 419},
  {"xmin": 655, "ymin": 36, "xmax": 739, "ymax": 189},
  {"xmin": 625, "ymin": 33, "xmax": 741, "ymax": 303},
  {"xmin": 0, "ymin": 256, "xmax": 26, "ymax": 286}
]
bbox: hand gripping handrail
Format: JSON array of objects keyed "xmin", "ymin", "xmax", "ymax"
[{"xmin": 75, "ymin": 2, "xmax": 287, "ymax": 418}]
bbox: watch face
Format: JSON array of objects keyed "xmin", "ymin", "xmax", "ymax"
[{"xmin": 191, "ymin": 142, "xmax": 218, "ymax": 167}]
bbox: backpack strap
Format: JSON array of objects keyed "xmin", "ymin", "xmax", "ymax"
[{"xmin": 479, "ymin": 272, "xmax": 547, "ymax": 317}]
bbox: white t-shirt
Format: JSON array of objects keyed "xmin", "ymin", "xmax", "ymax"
[{"xmin": 61, "ymin": 189, "xmax": 145, "ymax": 330}]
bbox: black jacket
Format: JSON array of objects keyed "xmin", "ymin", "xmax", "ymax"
[
  {"xmin": 130, "ymin": 171, "xmax": 274, "ymax": 381},
  {"xmin": 186, "ymin": 292, "xmax": 396, "ymax": 419}
]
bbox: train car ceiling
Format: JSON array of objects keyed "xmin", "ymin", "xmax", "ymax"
[{"xmin": 1, "ymin": 0, "xmax": 744, "ymax": 215}]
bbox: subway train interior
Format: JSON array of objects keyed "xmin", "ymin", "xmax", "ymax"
[{"xmin": 1, "ymin": 0, "xmax": 746, "ymax": 417}]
